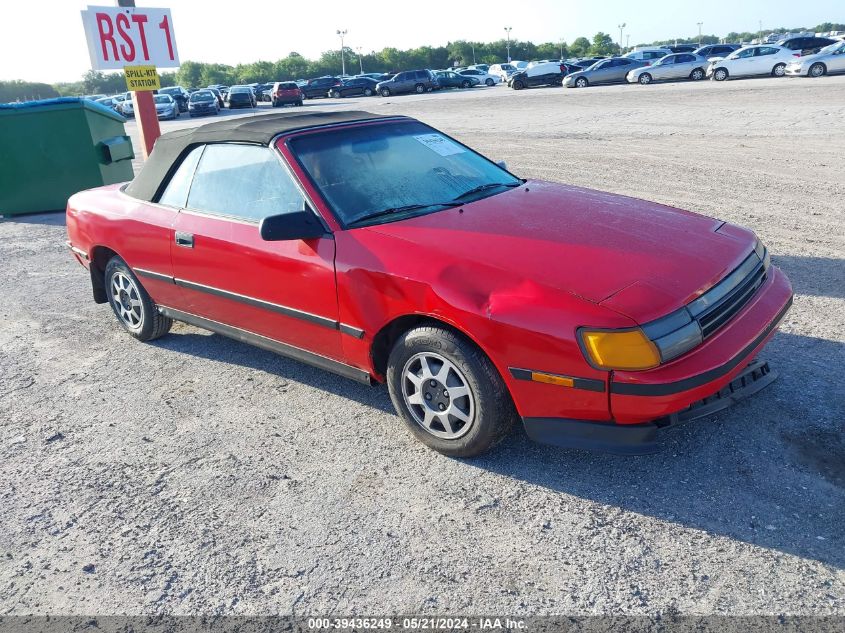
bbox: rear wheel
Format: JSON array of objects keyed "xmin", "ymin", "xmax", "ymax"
[
  {"xmin": 575, "ymin": 77, "xmax": 589, "ymax": 88},
  {"xmin": 638, "ymin": 73, "xmax": 653, "ymax": 85},
  {"xmin": 387, "ymin": 326, "xmax": 516, "ymax": 457},
  {"xmin": 485, "ymin": 78, "xmax": 494, "ymax": 86},
  {"xmin": 461, "ymin": 80, "xmax": 471, "ymax": 88},
  {"xmin": 690, "ymin": 68, "xmax": 705, "ymax": 80},
  {"xmin": 364, "ymin": 88, "xmax": 373, "ymax": 96},
  {"xmin": 104, "ymin": 257, "xmax": 171, "ymax": 342},
  {"xmin": 713, "ymin": 67, "xmax": 729, "ymax": 81},
  {"xmin": 809, "ymin": 62, "xmax": 826, "ymax": 77},
  {"xmin": 330, "ymin": 90, "xmax": 341, "ymax": 98},
  {"xmin": 772, "ymin": 63, "xmax": 786, "ymax": 77},
  {"xmin": 414, "ymin": 83, "xmax": 425, "ymax": 94}
]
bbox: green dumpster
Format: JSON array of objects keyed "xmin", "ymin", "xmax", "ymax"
[{"xmin": 0, "ymin": 97, "xmax": 135, "ymax": 216}]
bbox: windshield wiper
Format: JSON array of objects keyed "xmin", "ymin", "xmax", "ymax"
[
  {"xmin": 348, "ymin": 202, "xmax": 462, "ymax": 227},
  {"xmin": 452, "ymin": 182, "xmax": 521, "ymax": 201}
]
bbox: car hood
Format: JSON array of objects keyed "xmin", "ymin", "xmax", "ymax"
[{"xmin": 362, "ymin": 180, "xmax": 755, "ymax": 323}]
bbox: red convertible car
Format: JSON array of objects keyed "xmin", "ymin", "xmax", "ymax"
[{"xmin": 66, "ymin": 111, "xmax": 792, "ymax": 457}]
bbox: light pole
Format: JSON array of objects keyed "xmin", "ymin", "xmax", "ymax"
[
  {"xmin": 697, "ymin": 22, "xmax": 703, "ymax": 46},
  {"xmin": 626, "ymin": 34, "xmax": 630, "ymax": 52},
  {"xmin": 504, "ymin": 27, "xmax": 512, "ymax": 62},
  {"xmin": 758, "ymin": 20, "xmax": 763, "ymax": 43},
  {"xmin": 337, "ymin": 29, "xmax": 347, "ymax": 76},
  {"xmin": 471, "ymin": 43, "xmax": 476, "ymax": 64},
  {"xmin": 356, "ymin": 46, "xmax": 364, "ymax": 74},
  {"xmin": 618, "ymin": 23, "xmax": 626, "ymax": 52},
  {"xmin": 559, "ymin": 37, "xmax": 564, "ymax": 59}
]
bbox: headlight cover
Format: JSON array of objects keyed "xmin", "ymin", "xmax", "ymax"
[{"xmin": 578, "ymin": 328, "xmax": 661, "ymax": 371}]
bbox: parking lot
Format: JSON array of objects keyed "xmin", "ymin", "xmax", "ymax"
[{"xmin": 1, "ymin": 75, "xmax": 843, "ymax": 616}]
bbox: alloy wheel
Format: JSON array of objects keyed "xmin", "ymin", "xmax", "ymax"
[
  {"xmin": 773, "ymin": 63, "xmax": 786, "ymax": 77},
  {"xmin": 110, "ymin": 271, "xmax": 143, "ymax": 330},
  {"xmin": 401, "ymin": 352, "xmax": 475, "ymax": 440},
  {"xmin": 639, "ymin": 74, "xmax": 652, "ymax": 85},
  {"xmin": 809, "ymin": 63, "xmax": 825, "ymax": 77},
  {"xmin": 576, "ymin": 78, "xmax": 588, "ymax": 88}
]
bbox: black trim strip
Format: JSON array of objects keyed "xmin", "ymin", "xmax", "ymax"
[
  {"xmin": 174, "ymin": 277, "xmax": 338, "ymax": 330},
  {"xmin": 610, "ymin": 295, "xmax": 792, "ymax": 396},
  {"xmin": 509, "ymin": 367, "xmax": 606, "ymax": 393},
  {"xmin": 157, "ymin": 306, "xmax": 373, "ymax": 385},
  {"xmin": 132, "ymin": 268, "xmax": 365, "ymax": 339},
  {"xmin": 134, "ymin": 268, "xmax": 174, "ymax": 284}
]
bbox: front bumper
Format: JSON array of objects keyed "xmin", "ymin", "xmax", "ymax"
[
  {"xmin": 784, "ymin": 66, "xmax": 805, "ymax": 76},
  {"xmin": 524, "ymin": 359, "xmax": 778, "ymax": 455}
]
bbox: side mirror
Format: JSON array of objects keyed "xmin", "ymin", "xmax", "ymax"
[
  {"xmin": 259, "ymin": 210, "xmax": 326, "ymax": 241},
  {"xmin": 496, "ymin": 160, "xmax": 508, "ymax": 170}
]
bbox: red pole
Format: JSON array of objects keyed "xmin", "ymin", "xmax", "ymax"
[
  {"xmin": 131, "ymin": 89, "xmax": 161, "ymax": 160},
  {"xmin": 117, "ymin": 0, "xmax": 160, "ymax": 160}
]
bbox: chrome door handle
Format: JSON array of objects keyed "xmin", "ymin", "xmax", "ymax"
[{"xmin": 175, "ymin": 232, "xmax": 194, "ymax": 248}]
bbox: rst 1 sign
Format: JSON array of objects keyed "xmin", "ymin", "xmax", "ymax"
[{"xmin": 81, "ymin": 6, "xmax": 179, "ymax": 70}]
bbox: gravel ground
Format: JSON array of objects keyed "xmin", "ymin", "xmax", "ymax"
[{"xmin": 1, "ymin": 76, "xmax": 843, "ymax": 617}]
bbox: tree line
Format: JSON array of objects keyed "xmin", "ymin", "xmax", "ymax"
[{"xmin": 2, "ymin": 23, "xmax": 842, "ymax": 102}]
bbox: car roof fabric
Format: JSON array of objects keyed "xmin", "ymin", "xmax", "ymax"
[{"xmin": 125, "ymin": 110, "xmax": 396, "ymax": 201}]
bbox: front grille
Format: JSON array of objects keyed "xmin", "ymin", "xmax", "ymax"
[{"xmin": 689, "ymin": 250, "xmax": 768, "ymax": 339}]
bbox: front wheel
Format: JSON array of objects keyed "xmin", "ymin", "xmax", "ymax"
[
  {"xmin": 690, "ymin": 68, "xmax": 705, "ymax": 80},
  {"xmin": 772, "ymin": 63, "xmax": 786, "ymax": 77},
  {"xmin": 386, "ymin": 326, "xmax": 516, "ymax": 457},
  {"xmin": 512, "ymin": 80, "xmax": 524, "ymax": 90},
  {"xmin": 713, "ymin": 68, "xmax": 729, "ymax": 81},
  {"xmin": 809, "ymin": 62, "xmax": 826, "ymax": 78},
  {"xmin": 638, "ymin": 73, "xmax": 652, "ymax": 85},
  {"xmin": 461, "ymin": 80, "xmax": 471, "ymax": 88},
  {"xmin": 575, "ymin": 77, "xmax": 588, "ymax": 88},
  {"xmin": 104, "ymin": 257, "xmax": 171, "ymax": 342},
  {"xmin": 380, "ymin": 88, "xmax": 391, "ymax": 97},
  {"xmin": 414, "ymin": 83, "xmax": 425, "ymax": 94},
  {"xmin": 485, "ymin": 78, "xmax": 494, "ymax": 86},
  {"xmin": 364, "ymin": 88, "xmax": 373, "ymax": 96}
]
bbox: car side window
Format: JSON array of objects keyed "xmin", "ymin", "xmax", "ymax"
[
  {"xmin": 158, "ymin": 145, "xmax": 204, "ymax": 208},
  {"xmin": 736, "ymin": 48, "xmax": 755, "ymax": 58},
  {"xmin": 186, "ymin": 144, "xmax": 306, "ymax": 222},
  {"xmin": 757, "ymin": 47, "xmax": 777, "ymax": 56}
]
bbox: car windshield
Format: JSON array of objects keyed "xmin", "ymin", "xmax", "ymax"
[
  {"xmin": 290, "ymin": 121, "xmax": 522, "ymax": 227},
  {"xmin": 190, "ymin": 92, "xmax": 213, "ymax": 101},
  {"xmin": 154, "ymin": 95, "xmax": 172, "ymax": 104}
]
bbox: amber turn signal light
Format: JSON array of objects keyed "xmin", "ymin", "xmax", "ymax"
[{"xmin": 579, "ymin": 328, "xmax": 661, "ymax": 371}]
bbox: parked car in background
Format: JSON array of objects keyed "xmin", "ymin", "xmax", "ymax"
[
  {"xmin": 435, "ymin": 71, "xmax": 480, "ymax": 89},
  {"xmin": 568, "ymin": 58, "xmax": 604, "ymax": 70},
  {"xmin": 159, "ymin": 86, "xmax": 190, "ymax": 112},
  {"xmin": 301, "ymin": 76, "xmax": 343, "ymax": 99},
  {"xmin": 153, "ymin": 94, "xmax": 179, "ymax": 120},
  {"xmin": 270, "ymin": 82, "xmax": 304, "ymax": 106},
  {"xmin": 376, "ymin": 70, "xmax": 438, "ymax": 96},
  {"xmin": 187, "ymin": 90, "xmax": 220, "ymax": 117},
  {"xmin": 227, "ymin": 85, "xmax": 257, "ymax": 108},
  {"xmin": 95, "ymin": 96, "xmax": 121, "ymax": 113},
  {"xmin": 564, "ymin": 57, "xmax": 648, "ymax": 87},
  {"xmin": 667, "ymin": 44, "xmax": 699, "ymax": 53},
  {"xmin": 329, "ymin": 77, "xmax": 380, "ymax": 97},
  {"xmin": 785, "ymin": 40, "xmax": 845, "ymax": 77},
  {"xmin": 624, "ymin": 48, "xmax": 672, "ymax": 65},
  {"xmin": 467, "ymin": 64, "xmax": 490, "ymax": 72},
  {"xmin": 693, "ymin": 44, "xmax": 742, "ymax": 60},
  {"xmin": 66, "ymin": 111, "xmax": 792, "ymax": 457},
  {"xmin": 120, "ymin": 98, "xmax": 135, "ymax": 118},
  {"xmin": 707, "ymin": 45, "xmax": 797, "ymax": 80},
  {"xmin": 776, "ymin": 36, "xmax": 837, "ymax": 56},
  {"xmin": 509, "ymin": 62, "xmax": 569, "ymax": 89},
  {"xmin": 626, "ymin": 53, "xmax": 710, "ymax": 84},
  {"xmin": 357, "ymin": 72, "xmax": 391, "ymax": 81},
  {"xmin": 489, "ymin": 63, "xmax": 518, "ymax": 81},
  {"xmin": 252, "ymin": 83, "xmax": 273, "ymax": 102},
  {"xmin": 458, "ymin": 68, "xmax": 500, "ymax": 86},
  {"xmin": 205, "ymin": 87, "xmax": 224, "ymax": 108}
]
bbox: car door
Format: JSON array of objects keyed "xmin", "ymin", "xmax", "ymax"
[
  {"xmin": 830, "ymin": 43, "xmax": 845, "ymax": 72},
  {"xmin": 674, "ymin": 54, "xmax": 697, "ymax": 78},
  {"xmin": 608, "ymin": 59, "xmax": 634, "ymax": 82},
  {"xmin": 730, "ymin": 47, "xmax": 757, "ymax": 76},
  {"xmin": 753, "ymin": 47, "xmax": 780, "ymax": 74},
  {"xmin": 169, "ymin": 143, "xmax": 342, "ymax": 360}
]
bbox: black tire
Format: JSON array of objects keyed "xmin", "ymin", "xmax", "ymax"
[
  {"xmin": 386, "ymin": 326, "xmax": 517, "ymax": 457},
  {"xmin": 772, "ymin": 63, "xmax": 786, "ymax": 77},
  {"xmin": 713, "ymin": 67, "xmax": 729, "ymax": 81},
  {"xmin": 485, "ymin": 78, "xmax": 494, "ymax": 86},
  {"xmin": 364, "ymin": 88, "xmax": 373, "ymax": 96},
  {"xmin": 690, "ymin": 68, "xmax": 705, "ymax": 80},
  {"xmin": 380, "ymin": 87, "xmax": 391, "ymax": 97},
  {"xmin": 330, "ymin": 90, "xmax": 340, "ymax": 98},
  {"xmin": 414, "ymin": 83, "xmax": 425, "ymax": 94},
  {"xmin": 461, "ymin": 80, "xmax": 471, "ymax": 88},
  {"xmin": 638, "ymin": 73, "xmax": 652, "ymax": 85},
  {"xmin": 512, "ymin": 80, "xmax": 524, "ymax": 90},
  {"xmin": 271, "ymin": 99, "xmax": 278, "ymax": 107},
  {"xmin": 809, "ymin": 62, "xmax": 826, "ymax": 78},
  {"xmin": 575, "ymin": 77, "xmax": 589, "ymax": 88},
  {"xmin": 104, "ymin": 256, "xmax": 171, "ymax": 342}
]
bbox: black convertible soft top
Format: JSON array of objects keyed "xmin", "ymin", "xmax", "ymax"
[{"xmin": 124, "ymin": 110, "xmax": 397, "ymax": 202}]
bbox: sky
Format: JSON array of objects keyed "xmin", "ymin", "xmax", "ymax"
[{"xmin": 1, "ymin": 0, "xmax": 841, "ymax": 83}]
